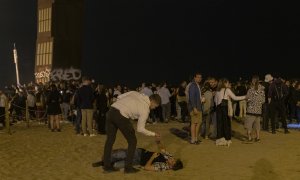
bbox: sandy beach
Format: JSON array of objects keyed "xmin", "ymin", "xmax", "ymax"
[{"xmin": 1, "ymin": 120, "xmax": 300, "ymax": 180}]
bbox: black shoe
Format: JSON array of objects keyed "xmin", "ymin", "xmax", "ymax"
[
  {"xmin": 92, "ymin": 161, "xmax": 104, "ymax": 167},
  {"xmin": 57, "ymin": 129, "xmax": 61, "ymax": 132},
  {"xmin": 255, "ymin": 138, "xmax": 260, "ymax": 142},
  {"xmin": 124, "ymin": 167, "xmax": 140, "ymax": 174},
  {"xmin": 103, "ymin": 166, "xmax": 118, "ymax": 173},
  {"xmin": 51, "ymin": 129, "xmax": 55, "ymax": 132},
  {"xmin": 284, "ymin": 129, "xmax": 290, "ymax": 134},
  {"xmin": 195, "ymin": 140, "xmax": 202, "ymax": 144}
]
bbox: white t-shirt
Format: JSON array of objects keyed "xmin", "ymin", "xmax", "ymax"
[
  {"xmin": 140, "ymin": 87, "xmax": 153, "ymax": 97},
  {"xmin": 158, "ymin": 87, "xmax": 171, "ymax": 105},
  {"xmin": 111, "ymin": 91, "xmax": 155, "ymax": 136}
]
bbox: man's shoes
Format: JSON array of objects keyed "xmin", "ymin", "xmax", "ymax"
[
  {"xmin": 103, "ymin": 166, "xmax": 118, "ymax": 173},
  {"xmin": 124, "ymin": 167, "xmax": 140, "ymax": 174},
  {"xmin": 195, "ymin": 140, "xmax": 201, "ymax": 144},
  {"xmin": 284, "ymin": 129, "xmax": 290, "ymax": 134},
  {"xmin": 92, "ymin": 161, "xmax": 104, "ymax": 167}
]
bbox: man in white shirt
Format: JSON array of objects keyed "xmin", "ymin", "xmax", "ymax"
[{"xmin": 103, "ymin": 91, "xmax": 161, "ymax": 174}]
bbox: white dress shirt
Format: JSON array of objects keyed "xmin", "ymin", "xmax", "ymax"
[{"xmin": 111, "ymin": 91, "xmax": 155, "ymax": 136}]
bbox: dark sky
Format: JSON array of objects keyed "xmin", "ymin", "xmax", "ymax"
[{"xmin": 0, "ymin": 0, "xmax": 299, "ymax": 88}]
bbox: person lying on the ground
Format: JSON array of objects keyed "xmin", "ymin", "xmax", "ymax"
[{"xmin": 92, "ymin": 139, "xmax": 183, "ymax": 172}]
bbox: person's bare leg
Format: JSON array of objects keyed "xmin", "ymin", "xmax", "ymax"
[
  {"xmin": 256, "ymin": 130, "xmax": 260, "ymax": 140},
  {"xmin": 191, "ymin": 123, "xmax": 196, "ymax": 143},
  {"xmin": 195, "ymin": 123, "xmax": 200, "ymax": 142},
  {"xmin": 55, "ymin": 115, "xmax": 60, "ymax": 130},
  {"xmin": 247, "ymin": 130, "xmax": 252, "ymax": 140},
  {"xmin": 50, "ymin": 115, "xmax": 54, "ymax": 130}
]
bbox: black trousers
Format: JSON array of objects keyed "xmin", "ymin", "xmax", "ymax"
[
  {"xmin": 97, "ymin": 108, "xmax": 107, "ymax": 134},
  {"xmin": 216, "ymin": 105, "xmax": 231, "ymax": 140},
  {"xmin": 103, "ymin": 107, "xmax": 137, "ymax": 169},
  {"xmin": 288, "ymin": 103, "xmax": 297, "ymax": 121},
  {"xmin": 28, "ymin": 106, "xmax": 36, "ymax": 119},
  {"xmin": 262, "ymin": 103, "xmax": 271, "ymax": 130},
  {"xmin": 178, "ymin": 101, "xmax": 188, "ymax": 122},
  {"xmin": 270, "ymin": 101, "xmax": 287, "ymax": 131}
]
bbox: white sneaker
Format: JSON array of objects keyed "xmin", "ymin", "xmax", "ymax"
[
  {"xmin": 84, "ymin": 134, "xmax": 89, "ymax": 137},
  {"xmin": 90, "ymin": 134, "xmax": 97, "ymax": 137}
]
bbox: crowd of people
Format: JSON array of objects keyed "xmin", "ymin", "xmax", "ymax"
[{"xmin": 1, "ymin": 73, "xmax": 300, "ymax": 173}]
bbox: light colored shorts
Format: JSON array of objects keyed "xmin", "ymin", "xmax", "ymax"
[
  {"xmin": 244, "ymin": 115, "xmax": 261, "ymax": 131},
  {"xmin": 190, "ymin": 111, "xmax": 202, "ymax": 124}
]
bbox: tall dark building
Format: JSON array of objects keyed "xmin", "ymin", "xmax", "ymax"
[{"xmin": 35, "ymin": 0, "xmax": 84, "ymax": 83}]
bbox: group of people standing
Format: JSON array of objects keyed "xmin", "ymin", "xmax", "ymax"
[{"xmin": 1, "ymin": 73, "xmax": 300, "ymax": 174}]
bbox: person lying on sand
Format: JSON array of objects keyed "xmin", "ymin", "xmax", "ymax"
[{"xmin": 92, "ymin": 139, "xmax": 183, "ymax": 172}]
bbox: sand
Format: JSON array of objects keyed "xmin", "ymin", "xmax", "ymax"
[{"xmin": 1, "ymin": 120, "xmax": 300, "ymax": 180}]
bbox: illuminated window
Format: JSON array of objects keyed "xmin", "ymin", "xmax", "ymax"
[
  {"xmin": 36, "ymin": 41, "xmax": 53, "ymax": 67},
  {"xmin": 45, "ymin": 53, "xmax": 49, "ymax": 65},
  {"xmin": 49, "ymin": 53, "xmax": 52, "ymax": 65},
  {"xmin": 43, "ymin": 54, "xmax": 46, "ymax": 65},
  {"xmin": 36, "ymin": 55, "xmax": 39, "ymax": 66},
  {"xmin": 38, "ymin": 55, "xmax": 41, "ymax": 65},
  {"xmin": 46, "ymin": 42, "xmax": 50, "ymax": 53},
  {"xmin": 50, "ymin": 41, "xmax": 53, "ymax": 52},
  {"xmin": 38, "ymin": 8, "xmax": 52, "ymax": 33}
]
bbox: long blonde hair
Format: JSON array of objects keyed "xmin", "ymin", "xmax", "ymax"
[
  {"xmin": 216, "ymin": 78, "xmax": 229, "ymax": 91},
  {"xmin": 251, "ymin": 75, "xmax": 260, "ymax": 90}
]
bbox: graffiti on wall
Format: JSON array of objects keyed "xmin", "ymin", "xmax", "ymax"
[
  {"xmin": 35, "ymin": 67, "xmax": 81, "ymax": 81},
  {"xmin": 50, "ymin": 67, "xmax": 81, "ymax": 81},
  {"xmin": 35, "ymin": 68, "xmax": 51, "ymax": 79}
]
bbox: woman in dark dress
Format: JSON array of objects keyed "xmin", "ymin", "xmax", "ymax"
[
  {"xmin": 47, "ymin": 84, "xmax": 62, "ymax": 132},
  {"xmin": 95, "ymin": 84, "xmax": 108, "ymax": 134}
]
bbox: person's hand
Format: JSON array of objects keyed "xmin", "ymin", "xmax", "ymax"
[
  {"xmin": 152, "ymin": 152, "xmax": 160, "ymax": 158},
  {"xmin": 155, "ymin": 134, "xmax": 161, "ymax": 144},
  {"xmin": 193, "ymin": 108, "xmax": 199, "ymax": 115},
  {"xmin": 201, "ymin": 97, "xmax": 206, "ymax": 103},
  {"xmin": 155, "ymin": 132, "xmax": 161, "ymax": 139}
]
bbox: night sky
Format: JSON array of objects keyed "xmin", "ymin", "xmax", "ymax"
[{"xmin": 0, "ymin": 0, "xmax": 299, "ymax": 88}]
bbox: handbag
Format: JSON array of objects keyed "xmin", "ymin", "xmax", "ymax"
[{"xmin": 219, "ymin": 89, "xmax": 228, "ymax": 107}]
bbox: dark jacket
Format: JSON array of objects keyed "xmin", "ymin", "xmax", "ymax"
[
  {"xmin": 268, "ymin": 79, "xmax": 289, "ymax": 103},
  {"xmin": 188, "ymin": 81, "xmax": 202, "ymax": 112},
  {"xmin": 78, "ymin": 85, "xmax": 94, "ymax": 109}
]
